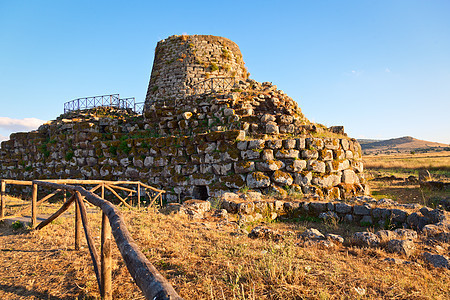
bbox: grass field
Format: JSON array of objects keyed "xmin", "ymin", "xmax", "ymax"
[
  {"xmin": 363, "ymin": 151, "xmax": 450, "ymax": 205},
  {"xmin": 0, "ymin": 198, "xmax": 449, "ymax": 299}
]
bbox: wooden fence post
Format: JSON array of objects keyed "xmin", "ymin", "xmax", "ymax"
[
  {"xmin": 31, "ymin": 183, "xmax": 37, "ymax": 228},
  {"xmin": 75, "ymin": 194, "xmax": 82, "ymax": 250},
  {"xmin": 75, "ymin": 192, "xmax": 102, "ymax": 291},
  {"xmin": 137, "ymin": 183, "xmax": 141, "ymax": 210},
  {"xmin": 0, "ymin": 180, "xmax": 5, "ymax": 218},
  {"xmin": 101, "ymin": 212, "xmax": 112, "ymax": 299}
]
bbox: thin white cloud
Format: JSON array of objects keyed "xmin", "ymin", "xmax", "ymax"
[
  {"xmin": 0, "ymin": 134, "xmax": 8, "ymax": 142},
  {"xmin": 346, "ymin": 70, "xmax": 363, "ymax": 77},
  {"xmin": 385, "ymin": 68, "xmax": 391, "ymax": 73},
  {"xmin": 0, "ymin": 117, "xmax": 46, "ymax": 132}
]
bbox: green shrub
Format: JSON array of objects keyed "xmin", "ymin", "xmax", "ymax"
[
  {"xmin": 12, "ymin": 221, "xmax": 24, "ymax": 230},
  {"xmin": 65, "ymin": 151, "xmax": 74, "ymax": 161}
]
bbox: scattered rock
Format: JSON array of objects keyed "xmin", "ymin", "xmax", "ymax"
[
  {"xmin": 240, "ymin": 191, "xmax": 262, "ymax": 201},
  {"xmin": 386, "ymin": 239, "xmax": 416, "ymax": 257},
  {"xmin": 352, "ymin": 232, "xmax": 380, "ymax": 247},
  {"xmin": 377, "ymin": 198, "xmax": 397, "ymax": 206},
  {"xmin": 318, "ymin": 211, "xmax": 339, "ymax": 223},
  {"xmin": 376, "ymin": 230, "xmax": 398, "ymax": 244},
  {"xmin": 213, "ymin": 209, "xmax": 228, "ymax": 219},
  {"xmin": 406, "ymin": 212, "xmax": 428, "ymax": 231},
  {"xmin": 423, "ymin": 252, "xmax": 450, "ymax": 269},
  {"xmin": 301, "ymin": 228, "xmax": 325, "ymax": 240},
  {"xmin": 418, "ymin": 169, "xmax": 432, "ymax": 182},
  {"xmin": 394, "ymin": 228, "xmax": 418, "ymax": 240},
  {"xmin": 326, "ymin": 233, "xmax": 344, "ymax": 244},
  {"xmin": 383, "ymin": 257, "xmax": 419, "ymax": 266},
  {"xmin": 248, "ymin": 226, "xmax": 283, "ymax": 241}
]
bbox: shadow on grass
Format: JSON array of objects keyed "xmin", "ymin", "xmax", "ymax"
[{"xmin": 0, "ymin": 283, "xmax": 75, "ymax": 300}]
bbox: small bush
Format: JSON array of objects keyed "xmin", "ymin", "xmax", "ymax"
[
  {"xmin": 11, "ymin": 221, "xmax": 24, "ymax": 230},
  {"xmin": 210, "ymin": 63, "xmax": 219, "ymax": 72},
  {"xmin": 65, "ymin": 151, "xmax": 74, "ymax": 161}
]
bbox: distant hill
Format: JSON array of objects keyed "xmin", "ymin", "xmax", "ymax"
[{"xmin": 358, "ymin": 136, "xmax": 449, "ymax": 154}]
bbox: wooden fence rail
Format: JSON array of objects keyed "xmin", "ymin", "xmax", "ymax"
[{"xmin": 0, "ymin": 179, "xmax": 182, "ymax": 300}]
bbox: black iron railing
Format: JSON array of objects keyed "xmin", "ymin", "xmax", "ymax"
[
  {"xmin": 64, "ymin": 94, "xmax": 145, "ymax": 114},
  {"xmin": 189, "ymin": 77, "xmax": 236, "ymax": 95}
]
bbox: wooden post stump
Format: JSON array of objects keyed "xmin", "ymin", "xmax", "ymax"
[
  {"xmin": 75, "ymin": 195, "xmax": 82, "ymax": 250},
  {"xmin": 0, "ymin": 181, "xmax": 5, "ymax": 218},
  {"xmin": 31, "ymin": 183, "xmax": 37, "ymax": 228},
  {"xmin": 101, "ymin": 212, "xmax": 112, "ymax": 299}
]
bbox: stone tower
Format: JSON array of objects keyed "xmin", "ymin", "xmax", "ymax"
[{"xmin": 145, "ymin": 35, "xmax": 248, "ymax": 108}]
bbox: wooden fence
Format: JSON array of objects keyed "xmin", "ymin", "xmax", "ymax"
[{"xmin": 0, "ymin": 179, "xmax": 183, "ymax": 300}]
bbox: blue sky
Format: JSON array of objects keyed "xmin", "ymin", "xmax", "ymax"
[{"xmin": 1, "ymin": 0, "xmax": 449, "ymax": 143}]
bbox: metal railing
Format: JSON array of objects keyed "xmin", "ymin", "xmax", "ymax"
[
  {"xmin": 64, "ymin": 94, "xmax": 143, "ymax": 114},
  {"xmin": 189, "ymin": 77, "xmax": 237, "ymax": 95}
]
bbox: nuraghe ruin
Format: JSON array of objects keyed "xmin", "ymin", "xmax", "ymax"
[{"xmin": 0, "ymin": 35, "xmax": 368, "ymax": 202}]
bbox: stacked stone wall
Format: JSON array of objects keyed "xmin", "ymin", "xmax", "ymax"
[
  {"xmin": 145, "ymin": 35, "xmax": 248, "ymax": 107},
  {"xmin": 0, "ymin": 109, "xmax": 366, "ymax": 202},
  {"xmin": 1, "ymin": 35, "xmax": 367, "ymax": 202}
]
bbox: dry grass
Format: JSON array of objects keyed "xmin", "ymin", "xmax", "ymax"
[
  {"xmin": 1, "ymin": 198, "xmax": 449, "ymax": 299},
  {"xmin": 363, "ymin": 151, "xmax": 450, "ymax": 204},
  {"xmin": 363, "ymin": 151, "xmax": 450, "ymax": 177}
]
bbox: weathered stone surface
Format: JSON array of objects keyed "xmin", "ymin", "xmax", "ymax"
[
  {"xmin": 386, "ymin": 239, "xmax": 416, "ymax": 257},
  {"xmin": 394, "ymin": 229, "xmax": 418, "ymax": 240},
  {"xmin": 246, "ymin": 172, "xmax": 271, "ymax": 188},
  {"xmin": 265, "ymin": 122, "xmax": 279, "ymax": 134},
  {"xmin": 234, "ymin": 161, "xmax": 255, "ymax": 173},
  {"xmin": 309, "ymin": 202, "xmax": 328, "ymax": 213},
  {"xmin": 406, "ymin": 212, "xmax": 428, "ymax": 230},
  {"xmin": 376, "ymin": 230, "xmax": 398, "ymax": 244},
  {"xmin": 360, "ymin": 215, "xmax": 373, "ymax": 225},
  {"xmin": 301, "ymin": 228, "xmax": 325, "ymax": 240},
  {"xmin": 249, "ymin": 226, "xmax": 283, "ymax": 241},
  {"xmin": 307, "ymin": 160, "xmax": 326, "ymax": 173},
  {"xmin": 342, "ymin": 169, "xmax": 359, "ymax": 184},
  {"xmin": 418, "ymin": 169, "xmax": 432, "ymax": 182},
  {"xmin": 354, "ymin": 204, "xmax": 371, "ymax": 215},
  {"xmin": 295, "ymin": 172, "xmax": 312, "ymax": 186},
  {"xmin": 302, "ymin": 149, "xmax": 319, "ymax": 160},
  {"xmin": 319, "ymin": 211, "xmax": 339, "ymax": 222},
  {"xmin": 391, "ymin": 209, "xmax": 408, "ymax": 223},
  {"xmin": 272, "ymin": 170, "xmax": 293, "ymax": 185},
  {"xmin": 352, "ymin": 232, "xmax": 380, "ymax": 247},
  {"xmin": 285, "ymin": 159, "xmax": 306, "ymax": 172},
  {"xmin": 256, "ymin": 160, "xmax": 284, "ymax": 172},
  {"xmin": 275, "ymin": 149, "xmax": 299, "ymax": 159},
  {"xmin": 423, "ymin": 252, "xmax": 450, "ymax": 269},
  {"xmin": 326, "ymin": 233, "xmax": 344, "ymax": 244},
  {"xmin": 335, "ymin": 203, "xmax": 352, "ymax": 214},
  {"xmin": 238, "ymin": 202, "xmax": 255, "ymax": 214}
]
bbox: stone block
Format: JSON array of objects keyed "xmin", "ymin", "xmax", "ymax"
[
  {"xmin": 301, "ymin": 149, "xmax": 319, "ymax": 159},
  {"xmin": 307, "ymin": 160, "xmax": 326, "ymax": 173},
  {"xmin": 354, "ymin": 204, "xmax": 371, "ymax": 215},
  {"xmin": 283, "ymin": 139, "xmax": 296, "ymax": 149},
  {"xmin": 241, "ymin": 150, "xmax": 261, "ymax": 160},
  {"xmin": 247, "ymin": 172, "xmax": 271, "ymax": 188},
  {"xmin": 276, "ymin": 149, "xmax": 299, "ymax": 159},
  {"xmin": 272, "ymin": 170, "xmax": 293, "ymax": 185},
  {"xmin": 234, "ymin": 160, "xmax": 255, "ymax": 173},
  {"xmin": 256, "ymin": 160, "xmax": 284, "ymax": 172},
  {"xmin": 335, "ymin": 203, "xmax": 352, "ymax": 214},
  {"xmin": 285, "ymin": 159, "xmax": 306, "ymax": 172}
]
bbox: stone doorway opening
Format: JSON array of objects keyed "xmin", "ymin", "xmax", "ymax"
[{"xmin": 192, "ymin": 185, "xmax": 208, "ymax": 200}]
